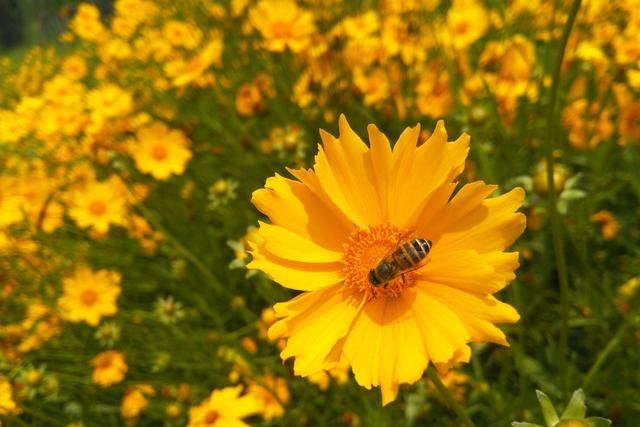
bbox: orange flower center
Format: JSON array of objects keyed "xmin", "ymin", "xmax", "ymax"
[
  {"xmin": 270, "ymin": 21, "xmax": 293, "ymax": 39},
  {"xmin": 343, "ymin": 224, "xmax": 416, "ymax": 301},
  {"xmin": 151, "ymin": 144, "xmax": 168, "ymax": 161},
  {"xmin": 89, "ymin": 200, "xmax": 107, "ymax": 216},
  {"xmin": 81, "ymin": 289, "xmax": 99, "ymax": 306},
  {"xmin": 186, "ymin": 56, "xmax": 204, "ymax": 73},
  {"xmin": 203, "ymin": 410, "xmax": 219, "ymax": 424}
]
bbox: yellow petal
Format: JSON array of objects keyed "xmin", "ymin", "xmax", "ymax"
[
  {"xmin": 389, "ymin": 123, "xmax": 420, "ymax": 224},
  {"xmin": 269, "ymin": 286, "xmax": 364, "ymax": 376},
  {"xmin": 366, "ymin": 124, "xmax": 393, "ymax": 222},
  {"xmin": 392, "ymin": 121, "xmax": 469, "ymax": 229},
  {"xmin": 418, "ymin": 250, "xmax": 519, "ymax": 293},
  {"xmin": 257, "ymin": 221, "xmax": 343, "ymax": 263},
  {"xmin": 342, "ymin": 289, "xmax": 430, "ymax": 406},
  {"xmin": 412, "ymin": 287, "xmax": 470, "ymax": 364},
  {"xmin": 251, "ymin": 173, "xmax": 351, "ymax": 251},
  {"xmin": 247, "ymin": 244, "xmax": 344, "ymax": 291},
  {"xmin": 422, "ymin": 282, "xmax": 520, "ymax": 345},
  {"xmin": 437, "ymin": 187, "xmax": 526, "ymax": 254}
]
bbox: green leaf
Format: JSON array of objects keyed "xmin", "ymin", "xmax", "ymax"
[
  {"xmin": 560, "ymin": 189, "xmax": 587, "ymax": 200},
  {"xmin": 585, "ymin": 417, "xmax": 612, "ymax": 427},
  {"xmin": 512, "ymin": 423, "xmax": 545, "ymax": 427},
  {"xmin": 561, "ymin": 389, "xmax": 587, "ymax": 419},
  {"xmin": 536, "ymin": 390, "xmax": 560, "ymax": 427}
]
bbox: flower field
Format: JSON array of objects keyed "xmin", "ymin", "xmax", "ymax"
[{"xmin": 0, "ymin": 0, "xmax": 639, "ymax": 426}]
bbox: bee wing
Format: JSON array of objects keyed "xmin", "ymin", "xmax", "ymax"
[{"xmin": 379, "ymin": 229, "xmax": 415, "ymax": 261}]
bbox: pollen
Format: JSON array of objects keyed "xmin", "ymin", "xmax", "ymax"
[{"xmin": 343, "ymin": 224, "xmax": 416, "ymax": 301}]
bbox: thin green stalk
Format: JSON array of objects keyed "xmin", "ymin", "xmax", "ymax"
[
  {"xmin": 426, "ymin": 366, "xmax": 476, "ymax": 427},
  {"xmin": 582, "ymin": 319, "xmax": 631, "ymax": 390},
  {"xmin": 543, "ymin": 0, "xmax": 582, "ymax": 401}
]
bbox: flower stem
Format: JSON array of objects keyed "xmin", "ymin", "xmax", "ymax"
[
  {"xmin": 543, "ymin": 0, "xmax": 582, "ymax": 401},
  {"xmin": 426, "ymin": 366, "xmax": 476, "ymax": 427},
  {"xmin": 582, "ymin": 319, "xmax": 631, "ymax": 391}
]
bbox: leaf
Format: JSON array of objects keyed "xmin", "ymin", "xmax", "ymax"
[
  {"xmin": 536, "ymin": 390, "xmax": 560, "ymax": 427},
  {"xmin": 561, "ymin": 389, "xmax": 586, "ymax": 419},
  {"xmin": 560, "ymin": 189, "xmax": 587, "ymax": 200},
  {"xmin": 512, "ymin": 423, "xmax": 545, "ymax": 427},
  {"xmin": 585, "ymin": 417, "xmax": 612, "ymax": 427}
]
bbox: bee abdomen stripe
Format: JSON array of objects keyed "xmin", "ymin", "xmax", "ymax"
[
  {"xmin": 412, "ymin": 240, "xmax": 426, "ymax": 257},
  {"xmin": 404, "ymin": 243, "xmax": 421, "ymax": 263},
  {"xmin": 392, "ymin": 248, "xmax": 412, "ymax": 269}
]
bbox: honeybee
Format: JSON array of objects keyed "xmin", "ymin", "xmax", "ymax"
[{"xmin": 368, "ymin": 238, "xmax": 433, "ymax": 287}]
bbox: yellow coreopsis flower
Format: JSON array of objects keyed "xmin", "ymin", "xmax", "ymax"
[
  {"xmin": 68, "ymin": 177, "xmax": 129, "ymax": 234},
  {"xmin": 0, "ymin": 376, "xmax": 17, "ymax": 415},
  {"xmin": 121, "ymin": 384, "xmax": 155, "ymax": 419},
  {"xmin": 249, "ymin": 115, "xmax": 525, "ymax": 404},
  {"xmin": 57, "ymin": 266, "xmax": 122, "ymax": 326},
  {"xmin": 247, "ymin": 375, "xmax": 289, "ymax": 420},
  {"xmin": 92, "ymin": 351, "xmax": 128, "ymax": 387},
  {"xmin": 172, "ymin": 39, "xmax": 223, "ymax": 87},
  {"xmin": 249, "ymin": 0, "xmax": 316, "ymax": 53},
  {"xmin": 187, "ymin": 386, "xmax": 263, "ymax": 427},
  {"xmin": 129, "ymin": 122, "xmax": 192, "ymax": 180}
]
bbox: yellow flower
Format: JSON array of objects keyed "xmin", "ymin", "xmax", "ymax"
[
  {"xmin": 57, "ymin": 266, "xmax": 122, "ymax": 326},
  {"xmin": 129, "ymin": 122, "xmax": 192, "ymax": 180},
  {"xmin": 591, "ymin": 210, "xmax": 620, "ymax": 240},
  {"xmin": 249, "ymin": 115, "xmax": 524, "ymax": 404},
  {"xmin": 0, "ymin": 376, "xmax": 17, "ymax": 415},
  {"xmin": 249, "ymin": 0, "xmax": 316, "ymax": 52},
  {"xmin": 70, "ymin": 3, "xmax": 106, "ymax": 42},
  {"xmin": 68, "ymin": 177, "xmax": 129, "ymax": 234},
  {"xmin": 445, "ymin": 0, "xmax": 489, "ymax": 49},
  {"xmin": 0, "ymin": 177, "xmax": 24, "ymax": 228},
  {"xmin": 172, "ymin": 39, "xmax": 224, "ymax": 87},
  {"xmin": 121, "ymin": 384, "xmax": 155, "ymax": 419},
  {"xmin": 92, "ymin": 351, "xmax": 128, "ymax": 387},
  {"xmin": 247, "ymin": 375, "xmax": 289, "ymax": 420},
  {"xmin": 163, "ymin": 20, "xmax": 203, "ymax": 50},
  {"xmin": 187, "ymin": 386, "xmax": 263, "ymax": 427},
  {"xmin": 61, "ymin": 55, "xmax": 88, "ymax": 80},
  {"xmin": 87, "ymin": 84, "xmax": 133, "ymax": 121}
]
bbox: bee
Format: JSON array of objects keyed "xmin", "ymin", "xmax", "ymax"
[{"xmin": 368, "ymin": 238, "xmax": 433, "ymax": 287}]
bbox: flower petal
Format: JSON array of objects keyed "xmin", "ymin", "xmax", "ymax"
[
  {"xmin": 422, "ymin": 282, "xmax": 520, "ymax": 345},
  {"xmin": 257, "ymin": 221, "xmax": 343, "ymax": 263},
  {"xmin": 392, "ymin": 121, "xmax": 470, "ymax": 229},
  {"xmin": 248, "ymin": 243, "xmax": 344, "ymax": 291},
  {"xmin": 343, "ymin": 289, "xmax": 445, "ymax": 405},
  {"xmin": 269, "ymin": 286, "xmax": 364, "ymax": 376},
  {"xmin": 436, "ymin": 187, "xmax": 526, "ymax": 254},
  {"xmin": 366, "ymin": 124, "xmax": 393, "ymax": 222},
  {"xmin": 418, "ymin": 250, "xmax": 519, "ymax": 293},
  {"xmin": 251, "ymin": 173, "xmax": 352, "ymax": 251},
  {"xmin": 310, "ymin": 116, "xmax": 383, "ymax": 227},
  {"xmin": 412, "ymin": 288, "xmax": 470, "ymax": 364}
]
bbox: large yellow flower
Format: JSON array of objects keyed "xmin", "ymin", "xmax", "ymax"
[
  {"xmin": 249, "ymin": 115, "xmax": 525, "ymax": 404},
  {"xmin": 57, "ymin": 266, "xmax": 122, "ymax": 326}
]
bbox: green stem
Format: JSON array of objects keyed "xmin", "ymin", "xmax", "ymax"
[
  {"xmin": 135, "ymin": 200, "xmax": 224, "ymax": 295},
  {"xmin": 426, "ymin": 366, "xmax": 476, "ymax": 427},
  {"xmin": 543, "ymin": 0, "xmax": 582, "ymax": 401},
  {"xmin": 582, "ymin": 319, "xmax": 630, "ymax": 390}
]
